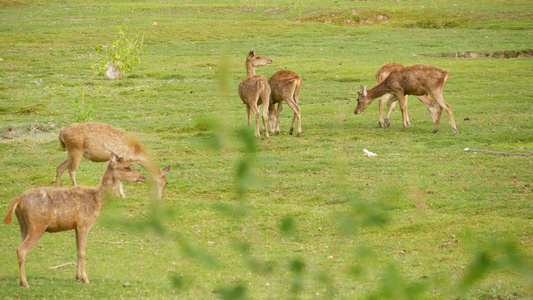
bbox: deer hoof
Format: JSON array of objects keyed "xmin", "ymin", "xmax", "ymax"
[
  {"xmin": 20, "ymin": 280, "xmax": 29, "ymax": 288},
  {"xmin": 432, "ymin": 129, "xmax": 439, "ymax": 133},
  {"xmin": 384, "ymin": 119, "xmax": 391, "ymax": 127}
]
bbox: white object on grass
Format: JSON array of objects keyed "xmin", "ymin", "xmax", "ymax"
[{"xmin": 363, "ymin": 149, "xmax": 378, "ymax": 157}]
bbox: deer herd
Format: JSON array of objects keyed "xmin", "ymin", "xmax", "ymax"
[{"xmin": 3, "ymin": 48, "xmax": 457, "ymax": 288}]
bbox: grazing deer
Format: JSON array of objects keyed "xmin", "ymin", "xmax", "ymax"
[
  {"xmin": 56, "ymin": 123, "xmax": 170, "ymax": 199},
  {"xmin": 268, "ymin": 70, "xmax": 303, "ymax": 136},
  {"xmin": 4, "ymin": 145, "xmax": 145, "ymax": 288},
  {"xmin": 238, "ymin": 49, "xmax": 272, "ymax": 138},
  {"xmin": 354, "ymin": 63, "xmax": 442, "ymax": 128},
  {"xmin": 355, "ymin": 64, "xmax": 457, "ymax": 135}
]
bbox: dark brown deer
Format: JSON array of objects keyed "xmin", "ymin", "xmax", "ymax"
[
  {"xmin": 238, "ymin": 49, "xmax": 272, "ymax": 138},
  {"xmin": 355, "ymin": 64, "xmax": 457, "ymax": 135},
  {"xmin": 56, "ymin": 123, "xmax": 170, "ymax": 199},
  {"xmin": 354, "ymin": 63, "xmax": 442, "ymax": 128},
  {"xmin": 268, "ymin": 70, "xmax": 303, "ymax": 136},
  {"xmin": 4, "ymin": 145, "xmax": 145, "ymax": 288}
]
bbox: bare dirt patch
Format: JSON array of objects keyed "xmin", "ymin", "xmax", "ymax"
[
  {"xmin": 425, "ymin": 49, "xmax": 533, "ymax": 59},
  {"xmin": 298, "ymin": 10, "xmax": 389, "ymax": 27},
  {"xmin": 0, "ymin": 123, "xmax": 55, "ymax": 142}
]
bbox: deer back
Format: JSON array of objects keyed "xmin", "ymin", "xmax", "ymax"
[
  {"xmin": 60, "ymin": 123, "xmax": 146, "ymax": 163},
  {"xmin": 268, "ymin": 70, "xmax": 302, "ymax": 103},
  {"xmin": 384, "ymin": 64, "xmax": 448, "ymax": 96},
  {"xmin": 18, "ymin": 187, "xmax": 101, "ymax": 233}
]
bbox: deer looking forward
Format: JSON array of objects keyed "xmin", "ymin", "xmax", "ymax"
[
  {"xmin": 56, "ymin": 123, "xmax": 170, "ymax": 199},
  {"xmin": 238, "ymin": 49, "xmax": 272, "ymax": 138},
  {"xmin": 268, "ymin": 70, "xmax": 303, "ymax": 136},
  {"xmin": 355, "ymin": 64, "xmax": 457, "ymax": 135},
  {"xmin": 354, "ymin": 63, "xmax": 442, "ymax": 128},
  {"xmin": 4, "ymin": 145, "xmax": 145, "ymax": 288}
]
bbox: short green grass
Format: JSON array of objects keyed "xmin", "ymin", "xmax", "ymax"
[{"xmin": 0, "ymin": 0, "xmax": 532, "ymax": 299}]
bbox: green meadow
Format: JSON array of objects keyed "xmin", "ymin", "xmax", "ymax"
[{"xmin": 0, "ymin": 0, "xmax": 532, "ymax": 298}]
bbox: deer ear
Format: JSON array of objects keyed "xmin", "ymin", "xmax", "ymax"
[
  {"xmin": 249, "ymin": 48, "xmax": 255, "ymax": 57},
  {"xmin": 161, "ymin": 164, "xmax": 171, "ymax": 176},
  {"xmin": 363, "ymin": 85, "xmax": 367, "ymax": 97},
  {"xmin": 109, "ymin": 153, "xmax": 118, "ymax": 165}
]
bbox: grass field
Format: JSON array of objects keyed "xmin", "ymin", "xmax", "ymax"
[{"xmin": 0, "ymin": 0, "xmax": 532, "ymax": 299}]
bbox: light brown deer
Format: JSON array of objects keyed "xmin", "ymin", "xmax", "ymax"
[
  {"xmin": 56, "ymin": 123, "xmax": 170, "ymax": 199},
  {"xmin": 238, "ymin": 49, "xmax": 272, "ymax": 138},
  {"xmin": 355, "ymin": 63, "xmax": 442, "ymax": 128},
  {"xmin": 355, "ymin": 64, "xmax": 457, "ymax": 135},
  {"xmin": 268, "ymin": 70, "xmax": 303, "ymax": 136},
  {"xmin": 4, "ymin": 145, "xmax": 145, "ymax": 288}
]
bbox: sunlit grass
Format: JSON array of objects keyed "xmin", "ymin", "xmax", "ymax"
[{"xmin": 0, "ymin": 0, "xmax": 532, "ymax": 299}]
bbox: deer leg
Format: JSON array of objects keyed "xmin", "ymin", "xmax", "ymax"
[
  {"xmin": 396, "ymin": 93, "xmax": 409, "ymax": 131},
  {"xmin": 56, "ymin": 153, "xmax": 72, "ymax": 187},
  {"xmin": 246, "ymin": 106, "xmax": 252, "ymax": 127},
  {"xmin": 284, "ymin": 98, "xmax": 301, "ymax": 137},
  {"xmin": 15, "ymin": 210, "xmax": 28, "ymax": 241},
  {"xmin": 75, "ymin": 227, "xmax": 91, "ymax": 284},
  {"xmin": 249, "ymin": 102, "xmax": 262, "ymax": 138},
  {"xmin": 17, "ymin": 228, "xmax": 46, "ymax": 288},
  {"xmin": 68, "ymin": 150, "xmax": 84, "ymax": 187},
  {"xmin": 260, "ymin": 91, "xmax": 270, "ymax": 139},
  {"xmin": 268, "ymin": 103, "xmax": 278, "ymax": 135},
  {"xmin": 415, "ymin": 95, "xmax": 440, "ymax": 124},
  {"xmin": 378, "ymin": 94, "xmax": 388, "ymax": 128},
  {"xmin": 430, "ymin": 92, "xmax": 457, "ymax": 135},
  {"xmin": 118, "ymin": 181, "xmax": 125, "ymax": 198},
  {"xmin": 404, "ymin": 95, "xmax": 411, "ymax": 125},
  {"xmin": 384, "ymin": 95, "xmax": 397, "ymax": 127},
  {"xmin": 276, "ymin": 102, "xmax": 283, "ymax": 135}
]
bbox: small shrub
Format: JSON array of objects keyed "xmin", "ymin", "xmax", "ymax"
[
  {"xmin": 70, "ymin": 92, "xmax": 94, "ymax": 123},
  {"xmin": 92, "ymin": 24, "xmax": 144, "ymax": 80}
]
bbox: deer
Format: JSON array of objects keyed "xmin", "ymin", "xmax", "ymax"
[
  {"xmin": 354, "ymin": 63, "xmax": 442, "ymax": 128},
  {"xmin": 3, "ymin": 144, "xmax": 146, "ymax": 288},
  {"xmin": 268, "ymin": 70, "xmax": 303, "ymax": 137},
  {"xmin": 55, "ymin": 123, "xmax": 171, "ymax": 199},
  {"xmin": 238, "ymin": 49, "xmax": 272, "ymax": 138},
  {"xmin": 355, "ymin": 64, "xmax": 457, "ymax": 135}
]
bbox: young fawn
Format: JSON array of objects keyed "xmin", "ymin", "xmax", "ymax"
[
  {"xmin": 238, "ymin": 49, "xmax": 272, "ymax": 138},
  {"xmin": 355, "ymin": 64, "xmax": 457, "ymax": 135},
  {"xmin": 4, "ymin": 145, "xmax": 145, "ymax": 288},
  {"xmin": 56, "ymin": 122, "xmax": 170, "ymax": 199},
  {"xmin": 354, "ymin": 63, "xmax": 441, "ymax": 128},
  {"xmin": 268, "ymin": 70, "xmax": 303, "ymax": 136}
]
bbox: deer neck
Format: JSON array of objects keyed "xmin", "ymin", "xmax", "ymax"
[
  {"xmin": 245, "ymin": 61, "xmax": 256, "ymax": 77},
  {"xmin": 97, "ymin": 165, "xmax": 120, "ymax": 194},
  {"xmin": 367, "ymin": 82, "xmax": 390, "ymax": 100}
]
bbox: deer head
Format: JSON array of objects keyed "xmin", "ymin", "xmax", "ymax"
[
  {"xmin": 247, "ymin": 49, "xmax": 273, "ymax": 68},
  {"xmin": 354, "ymin": 85, "xmax": 371, "ymax": 114},
  {"xmin": 103, "ymin": 143, "xmax": 146, "ymax": 184}
]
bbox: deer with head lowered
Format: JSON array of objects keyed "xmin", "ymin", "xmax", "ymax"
[
  {"xmin": 355, "ymin": 64, "xmax": 457, "ymax": 135},
  {"xmin": 56, "ymin": 122, "xmax": 170, "ymax": 199},
  {"xmin": 238, "ymin": 49, "xmax": 272, "ymax": 138},
  {"xmin": 268, "ymin": 70, "xmax": 303, "ymax": 136},
  {"xmin": 355, "ymin": 63, "xmax": 442, "ymax": 128},
  {"xmin": 4, "ymin": 144, "xmax": 145, "ymax": 288}
]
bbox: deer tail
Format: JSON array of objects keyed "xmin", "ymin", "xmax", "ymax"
[
  {"xmin": 293, "ymin": 78, "xmax": 302, "ymax": 103},
  {"xmin": 442, "ymin": 71, "xmax": 449, "ymax": 84},
  {"xmin": 58, "ymin": 130, "xmax": 67, "ymax": 151},
  {"xmin": 3, "ymin": 195, "xmax": 21, "ymax": 225}
]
